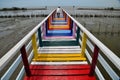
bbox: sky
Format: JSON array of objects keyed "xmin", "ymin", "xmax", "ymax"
[{"xmin": 0, "ymin": 0, "xmax": 120, "ymax": 8}]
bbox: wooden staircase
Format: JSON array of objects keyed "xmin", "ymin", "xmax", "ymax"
[{"xmin": 24, "ymin": 10, "xmax": 96, "ymax": 80}]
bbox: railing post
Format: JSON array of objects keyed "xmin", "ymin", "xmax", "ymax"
[
  {"xmin": 89, "ymin": 45, "xmax": 99, "ymax": 76},
  {"xmin": 38, "ymin": 27, "xmax": 43, "ymax": 47},
  {"xmin": 20, "ymin": 45, "xmax": 31, "ymax": 76},
  {"xmin": 81, "ymin": 33, "xmax": 87, "ymax": 57},
  {"xmin": 32, "ymin": 33, "xmax": 38, "ymax": 60},
  {"xmin": 76, "ymin": 27, "xmax": 80, "ymax": 43}
]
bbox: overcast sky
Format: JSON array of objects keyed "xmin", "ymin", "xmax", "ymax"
[{"xmin": 0, "ymin": 0, "xmax": 120, "ymax": 8}]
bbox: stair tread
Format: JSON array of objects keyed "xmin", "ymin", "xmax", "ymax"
[
  {"xmin": 33, "ymin": 57, "xmax": 86, "ymax": 62},
  {"xmin": 38, "ymin": 46, "xmax": 81, "ymax": 53},
  {"xmin": 30, "ymin": 65, "xmax": 90, "ymax": 69},
  {"xmin": 39, "ymin": 46, "xmax": 80, "ymax": 49},
  {"xmin": 24, "ymin": 75, "xmax": 96, "ymax": 80},
  {"xmin": 24, "ymin": 65, "xmax": 96, "ymax": 80},
  {"xmin": 30, "ymin": 69, "xmax": 89, "ymax": 75},
  {"xmin": 37, "ymin": 53, "xmax": 82, "ymax": 57},
  {"xmin": 43, "ymin": 41, "xmax": 78, "ymax": 46},
  {"xmin": 47, "ymin": 30, "xmax": 71, "ymax": 34},
  {"xmin": 43, "ymin": 36, "xmax": 75, "ymax": 40},
  {"xmin": 46, "ymin": 33, "xmax": 72, "ymax": 36}
]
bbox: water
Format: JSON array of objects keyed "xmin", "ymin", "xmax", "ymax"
[
  {"xmin": 0, "ymin": 6, "xmax": 120, "ymax": 16},
  {"xmin": 75, "ymin": 17, "xmax": 120, "ymax": 57}
]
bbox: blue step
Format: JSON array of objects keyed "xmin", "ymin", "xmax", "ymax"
[
  {"xmin": 46, "ymin": 33, "xmax": 72, "ymax": 36},
  {"xmin": 52, "ymin": 20, "xmax": 66, "ymax": 22},
  {"xmin": 47, "ymin": 30, "xmax": 71, "ymax": 34}
]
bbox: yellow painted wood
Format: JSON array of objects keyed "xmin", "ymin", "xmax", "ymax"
[
  {"xmin": 32, "ymin": 57, "xmax": 86, "ymax": 62},
  {"xmin": 53, "ymin": 18, "xmax": 65, "ymax": 20},
  {"xmin": 81, "ymin": 33, "xmax": 87, "ymax": 57},
  {"xmin": 38, "ymin": 53, "xmax": 82, "ymax": 57},
  {"xmin": 32, "ymin": 53, "xmax": 86, "ymax": 62},
  {"xmin": 32, "ymin": 34, "xmax": 38, "ymax": 59}
]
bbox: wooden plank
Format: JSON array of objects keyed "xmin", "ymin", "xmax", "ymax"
[
  {"xmin": 30, "ymin": 69, "xmax": 90, "ymax": 75},
  {"xmin": 31, "ymin": 61, "xmax": 88, "ymax": 65},
  {"xmin": 37, "ymin": 53, "xmax": 82, "ymax": 57},
  {"xmin": 29, "ymin": 65, "xmax": 90, "ymax": 70},
  {"xmin": 24, "ymin": 75, "xmax": 96, "ymax": 80},
  {"xmin": 42, "ymin": 41, "xmax": 78, "ymax": 46},
  {"xmin": 53, "ymin": 18, "xmax": 65, "ymax": 20},
  {"xmin": 32, "ymin": 57, "xmax": 86, "ymax": 62}
]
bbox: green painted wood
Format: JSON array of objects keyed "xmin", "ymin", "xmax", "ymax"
[
  {"xmin": 76, "ymin": 27, "xmax": 80, "ymax": 43},
  {"xmin": 38, "ymin": 27, "xmax": 43, "ymax": 47},
  {"xmin": 42, "ymin": 41, "xmax": 79, "ymax": 46}
]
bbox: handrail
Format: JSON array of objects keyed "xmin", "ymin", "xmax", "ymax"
[
  {"xmin": 0, "ymin": 9, "xmax": 56, "ymax": 71},
  {"xmin": 63, "ymin": 9, "xmax": 120, "ymax": 70}
]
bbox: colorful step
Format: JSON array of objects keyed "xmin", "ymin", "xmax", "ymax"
[
  {"xmin": 46, "ymin": 33, "xmax": 72, "ymax": 36},
  {"xmin": 47, "ymin": 30, "xmax": 71, "ymax": 34},
  {"xmin": 42, "ymin": 41, "xmax": 78, "ymax": 46},
  {"xmin": 51, "ymin": 22, "xmax": 67, "ymax": 25},
  {"xmin": 43, "ymin": 36, "xmax": 75, "ymax": 40},
  {"xmin": 53, "ymin": 18, "xmax": 65, "ymax": 20},
  {"xmin": 48, "ymin": 25, "xmax": 70, "ymax": 30},
  {"xmin": 24, "ymin": 65, "xmax": 96, "ymax": 80},
  {"xmin": 38, "ymin": 46, "xmax": 81, "ymax": 53}
]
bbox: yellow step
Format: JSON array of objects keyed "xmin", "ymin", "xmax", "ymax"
[
  {"xmin": 32, "ymin": 53, "xmax": 86, "ymax": 62},
  {"xmin": 33, "ymin": 57, "xmax": 86, "ymax": 62},
  {"xmin": 37, "ymin": 53, "xmax": 82, "ymax": 57},
  {"xmin": 53, "ymin": 18, "xmax": 65, "ymax": 20}
]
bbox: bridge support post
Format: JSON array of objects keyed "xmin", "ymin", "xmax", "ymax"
[
  {"xmin": 89, "ymin": 45, "xmax": 99, "ymax": 76},
  {"xmin": 20, "ymin": 45, "xmax": 31, "ymax": 76},
  {"xmin": 81, "ymin": 33, "xmax": 87, "ymax": 57},
  {"xmin": 32, "ymin": 33, "xmax": 38, "ymax": 60}
]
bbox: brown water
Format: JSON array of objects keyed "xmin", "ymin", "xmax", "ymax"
[{"xmin": 76, "ymin": 17, "xmax": 120, "ymax": 57}]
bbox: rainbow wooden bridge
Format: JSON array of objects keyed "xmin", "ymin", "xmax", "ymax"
[{"xmin": 0, "ymin": 9, "xmax": 120, "ymax": 80}]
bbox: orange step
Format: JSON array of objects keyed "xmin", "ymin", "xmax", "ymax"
[
  {"xmin": 48, "ymin": 25, "xmax": 70, "ymax": 30},
  {"xmin": 53, "ymin": 18, "xmax": 65, "ymax": 20}
]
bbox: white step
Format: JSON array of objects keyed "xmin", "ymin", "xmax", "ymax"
[
  {"xmin": 38, "ymin": 46, "xmax": 81, "ymax": 53},
  {"xmin": 43, "ymin": 36, "xmax": 76, "ymax": 41},
  {"xmin": 43, "ymin": 38, "xmax": 76, "ymax": 41},
  {"xmin": 31, "ymin": 61, "xmax": 88, "ymax": 65}
]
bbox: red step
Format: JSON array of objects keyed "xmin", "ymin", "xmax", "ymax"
[
  {"xmin": 24, "ymin": 75, "xmax": 96, "ymax": 80},
  {"xmin": 24, "ymin": 65, "xmax": 96, "ymax": 80},
  {"xmin": 30, "ymin": 64, "xmax": 90, "ymax": 70}
]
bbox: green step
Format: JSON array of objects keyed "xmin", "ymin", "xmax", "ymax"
[{"xmin": 42, "ymin": 41, "xmax": 79, "ymax": 46}]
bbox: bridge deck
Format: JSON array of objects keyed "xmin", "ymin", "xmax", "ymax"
[{"xmin": 24, "ymin": 9, "xmax": 96, "ymax": 80}]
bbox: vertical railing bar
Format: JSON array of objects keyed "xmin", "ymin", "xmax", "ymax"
[
  {"xmin": 38, "ymin": 27, "xmax": 43, "ymax": 47},
  {"xmin": 81, "ymin": 33, "xmax": 87, "ymax": 57},
  {"xmin": 85, "ymin": 50, "xmax": 105, "ymax": 80},
  {"xmin": 89, "ymin": 45, "xmax": 99, "ymax": 76},
  {"xmin": 32, "ymin": 33, "xmax": 38, "ymax": 60},
  {"xmin": 76, "ymin": 27, "xmax": 80, "ymax": 43},
  {"xmin": 87, "ymin": 40, "xmax": 119, "ymax": 79},
  {"xmin": 20, "ymin": 45, "xmax": 31, "ymax": 76},
  {"xmin": 16, "ymin": 50, "xmax": 34, "ymax": 80}
]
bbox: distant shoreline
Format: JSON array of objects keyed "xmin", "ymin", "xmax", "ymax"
[
  {"xmin": 0, "ymin": 7, "xmax": 47, "ymax": 11},
  {"xmin": 77, "ymin": 7, "xmax": 120, "ymax": 11},
  {"xmin": 0, "ymin": 7, "xmax": 120, "ymax": 11}
]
